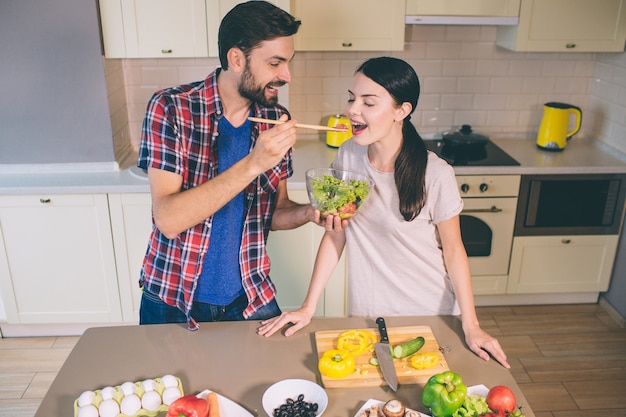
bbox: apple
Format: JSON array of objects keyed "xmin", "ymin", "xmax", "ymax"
[{"xmin": 486, "ymin": 385, "xmax": 517, "ymax": 416}]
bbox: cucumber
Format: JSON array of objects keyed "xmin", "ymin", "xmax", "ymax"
[{"xmin": 392, "ymin": 336, "xmax": 425, "ymax": 358}]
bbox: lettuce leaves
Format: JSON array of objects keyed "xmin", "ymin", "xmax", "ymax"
[{"xmin": 452, "ymin": 395, "xmax": 490, "ymax": 417}]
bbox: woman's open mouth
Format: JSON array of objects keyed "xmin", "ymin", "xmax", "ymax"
[{"xmin": 351, "ymin": 121, "xmax": 367, "ymax": 135}]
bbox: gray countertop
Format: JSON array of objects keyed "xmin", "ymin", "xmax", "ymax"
[
  {"xmin": 33, "ymin": 316, "xmax": 535, "ymax": 417},
  {"xmin": 1, "ymin": 137, "xmax": 625, "ymax": 195}
]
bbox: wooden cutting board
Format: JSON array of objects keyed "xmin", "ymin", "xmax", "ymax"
[{"xmin": 315, "ymin": 325, "xmax": 450, "ymax": 388}]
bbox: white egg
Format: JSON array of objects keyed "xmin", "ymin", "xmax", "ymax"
[
  {"xmin": 120, "ymin": 393, "xmax": 142, "ymax": 415},
  {"xmin": 100, "ymin": 386, "xmax": 116, "ymax": 400},
  {"xmin": 161, "ymin": 374, "xmax": 178, "ymax": 388},
  {"xmin": 77, "ymin": 404, "xmax": 99, "ymax": 417},
  {"xmin": 77, "ymin": 390, "xmax": 95, "ymax": 407},
  {"xmin": 142, "ymin": 378, "xmax": 157, "ymax": 392},
  {"xmin": 120, "ymin": 381, "xmax": 137, "ymax": 396},
  {"xmin": 98, "ymin": 398, "xmax": 120, "ymax": 417},
  {"xmin": 162, "ymin": 386, "xmax": 182, "ymax": 405},
  {"xmin": 141, "ymin": 390, "xmax": 162, "ymax": 411}
]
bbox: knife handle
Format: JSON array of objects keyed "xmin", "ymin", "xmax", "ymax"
[{"xmin": 376, "ymin": 317, "xmax": 389, "ymax": 344}]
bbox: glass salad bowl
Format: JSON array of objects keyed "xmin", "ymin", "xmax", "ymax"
[{"xmin": 305, "ymin": 168, "xmax": 374, "ymax": 220}]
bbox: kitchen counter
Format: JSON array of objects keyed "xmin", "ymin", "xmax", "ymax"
[
  {"xmin": 34, "ymin": 316, "xmax": 535, "ymax": 417},
  {"xmin": 1, "ymin": 137, "xmax": 625, "ymax": 195},
  {"xmin": 488, "ymin": 137, "xmax": 626, "ymax": 175},
  {"xmin": 289, "ymin": 136, "xmax": 626, "ymax": 186}
]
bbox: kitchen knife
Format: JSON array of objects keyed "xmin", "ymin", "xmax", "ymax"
[{"xmin": 374, "ymin": 317, "xmax": 398, "ymax": 391}]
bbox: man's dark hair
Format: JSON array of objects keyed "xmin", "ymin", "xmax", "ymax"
[{"xmin": 218, "ymin": 1, "xmax": 301, "ymax": 69}]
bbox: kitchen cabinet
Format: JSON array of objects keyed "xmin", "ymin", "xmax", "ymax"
[
  {"xmin": 0, "ymin": 194, "xmax": 122, "ymax": 324},
  {"xmin": 108, "ymin": 193, "xmax": 152, "ymax": 322},
  {"xmin": 99, "ymin": 0, "xmax": 209, "ymax": 58},
  {"xmin": 507, "ymin": 235, "xmax": 619, "ymax": 293},
  {"xmin": 266, "ymin": 190, "xmax": 346, "ymax": 317},
  {"xmin": 496, "ymin": 0, "xmax": 626, "ymax": 52},
  {"xmin": 99, "ymin": 0, "xmax": 289, "ymax": 58},
  {"xmin": 290, "ymin": 0, "xmax": 405, "ymax": 51}
]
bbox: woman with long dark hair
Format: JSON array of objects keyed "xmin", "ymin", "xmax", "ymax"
[{"xmin": 259, "ymin": 57, "xmax": 509, "ymax": 368}]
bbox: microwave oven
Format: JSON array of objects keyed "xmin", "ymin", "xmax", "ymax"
[{"xmin": 514, "ymin": 174, "xmax": 626, "ymax": 236}]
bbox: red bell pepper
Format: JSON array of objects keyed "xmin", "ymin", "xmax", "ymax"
[{"xmin": 166, "ymin": 394, "xmax": 209, "ymax": 417}]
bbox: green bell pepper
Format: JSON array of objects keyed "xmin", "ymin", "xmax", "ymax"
[{"xmin": 422, "ymin": 371, "xmax": 468, "ymax": 417}]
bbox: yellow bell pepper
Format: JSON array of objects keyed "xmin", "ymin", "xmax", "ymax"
[
  {"xmin": 409, "ymin": 352, "xmax": 439, "ymax": 369},
  {"xmin": 318, "ymin": 349, "xmax": 355, "ymax": 378},
  {"xmin": 337, "ymin": 330, "xmax": 377, "ymax": 356}
]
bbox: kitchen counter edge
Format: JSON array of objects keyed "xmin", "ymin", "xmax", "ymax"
[{"xmin": 1, "ymin": 137, "xmax": 625, "ymax": 195}]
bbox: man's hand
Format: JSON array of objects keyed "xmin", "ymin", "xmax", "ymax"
[{"xmin": 248, "ymin": 114, "xmax": 297, "ymax": 175}]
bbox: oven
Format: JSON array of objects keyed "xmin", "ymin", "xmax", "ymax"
[
  {"xmin": 424, "ymin": 137, "xmax": 521, "ymax": 294},
  {"xmin": 456, "ymin": 175, "xmax": 520, "ymax": 294}
]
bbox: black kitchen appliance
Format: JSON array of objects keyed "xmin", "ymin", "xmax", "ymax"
[
  {"xmin": 424, "ymin": 138, "xmax": 520, "ymax": 166},
  {"xmin": 514, "ymin": 174, "xmax": 626, "ymax": 236}
]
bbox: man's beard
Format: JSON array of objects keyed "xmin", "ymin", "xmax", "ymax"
[{"xmin": 238, "ymin": 64, "xmax": 285, "ymax": 107}]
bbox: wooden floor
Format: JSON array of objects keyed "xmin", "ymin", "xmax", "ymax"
[{"xmin": 1, "ymin": 304, "xmax": 625, "ymax": 417}]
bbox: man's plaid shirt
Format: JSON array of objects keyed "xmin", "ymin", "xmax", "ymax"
[{"xmin": 138, "ymin": 68, "xmax": 292, "ymax": 330}]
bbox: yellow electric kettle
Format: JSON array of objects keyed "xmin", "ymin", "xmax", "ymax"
[
  {"xmin": 326, "ymin": 114, "xmax": 352, "ymax": 148},
  {"xmin": 536, "ymin": 102, "xmax": 582, "ymax": 151}
]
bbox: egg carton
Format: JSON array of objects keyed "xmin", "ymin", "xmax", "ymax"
[{"xmin": 73, "ymin": 375, "xmax": 184, "ymax": 417}]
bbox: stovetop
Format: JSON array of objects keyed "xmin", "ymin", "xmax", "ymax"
[{"xmin": 423, "ymin": 139, "xmax": 520, "ymax": 166}]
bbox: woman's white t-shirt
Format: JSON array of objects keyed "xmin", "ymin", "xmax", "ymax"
[{"xmin": 331, "ymin": 139, "xmax": 464, "ymax": 317}]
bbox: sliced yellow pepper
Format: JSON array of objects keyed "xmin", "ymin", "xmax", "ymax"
[
  {"xmin": 318, "ymin": 349, "xmax": 355, "ymax": 379},
  {"xmin": 410, "ymin": 352, "xmax": 439, "ymax": 369},
  {"xmin": 337, "ymin": 330, "xmax": 377, "ymax": 356}
]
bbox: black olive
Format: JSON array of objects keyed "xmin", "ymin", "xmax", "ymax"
[{"xmin": 273, "ymin": 394, "xmax": 320, "ymax": 417}]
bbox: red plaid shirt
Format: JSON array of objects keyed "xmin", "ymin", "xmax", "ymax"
[{"xmin": 138, "ymin": 69, "xmax": 292, "ymax": 329}]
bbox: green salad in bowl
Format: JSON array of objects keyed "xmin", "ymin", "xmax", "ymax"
[{"xmin": 305, "ymin": 168, "xmax": 374, "ymax": 220}]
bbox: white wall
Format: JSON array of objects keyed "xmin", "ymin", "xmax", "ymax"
[{"xmin": 589, "ymin": 52, "xmax": 626, "ymax": 318}]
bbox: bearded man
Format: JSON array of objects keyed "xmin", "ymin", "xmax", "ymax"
[{"xmin": 137, "ymin": 1, "xmax": 321, "ymax": 329}]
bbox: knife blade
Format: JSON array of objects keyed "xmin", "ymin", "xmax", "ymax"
[{"xmin": 374, "ymin": 317, "xmax": 398, "ymax": 391}]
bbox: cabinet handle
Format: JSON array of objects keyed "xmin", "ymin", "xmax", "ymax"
[
  {"xmin": 462, "ymin": 206, "xmax": 503, "ymax": 213},
  {"xmin": 39, "ymin": 198, "xmax": 51, "ymax": 204},
  {"xmin": 342, "ymin": 42, "xmax": 353, "ymax": 47},
  {"xmin": 161, "ymin": 49, "xmax": 173, "ymax": 54},
  {"xmin": 565, "ymin": 43, "xmax": 576, "ymax": 49},
  {"xmin": 561, "ymin": 239, "xmax": 571, "ymax": 244}
]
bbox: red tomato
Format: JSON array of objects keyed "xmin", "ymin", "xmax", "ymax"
[
  {"xmin": 486, "ymin": 386, "xmax": 517, "ymax": 416},
  {"xmin": 338, "ymin": 203, "xmax": 357, "ymax": 218}
]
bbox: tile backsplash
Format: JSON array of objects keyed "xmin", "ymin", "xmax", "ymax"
[{"xmin": 107, "ymin": 24, "xmax": 626, "ymax": 156}]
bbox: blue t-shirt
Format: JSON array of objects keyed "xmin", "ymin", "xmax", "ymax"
[{"xmin": 195, "ymin": 116, "xmax": 250, "ymax": 304}]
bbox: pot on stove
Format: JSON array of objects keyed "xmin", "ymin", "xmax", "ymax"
[
  {"xmin": 440, "ymin": 125, "xmax": 489, "ymax": 164},
  {"xmin": 442, "ymin": 124, "xmax": 489, "ymax": 146}
]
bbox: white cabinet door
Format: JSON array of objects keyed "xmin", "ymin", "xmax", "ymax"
[
  {"xmin": 0, "ymin": 194, "xmax": 121, "ymax": 324},
  {"xmin": 496, "ymin": 0, "xmax": 626, "ymax": 52},
  {"xmin": 100, "ymin": 0, "xmax": 209, "ymax": 58},
  {"xmin": 266, "ymin": 189, "xmax": 346, "ymax": 317},
  {"xmin": 507, "ymin": 235, "xmax": 619, "ymax": 294},
  {"xmin": 290, "ymin": 0, "xmax": 405, "ymax": 51},
  {"xmin": 108, "ymin": 193, "xmax": 153, "ymax": 322},
  {"xmin": 100, "ymin": 0, "xmax": 290, "ymax": 58}
]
